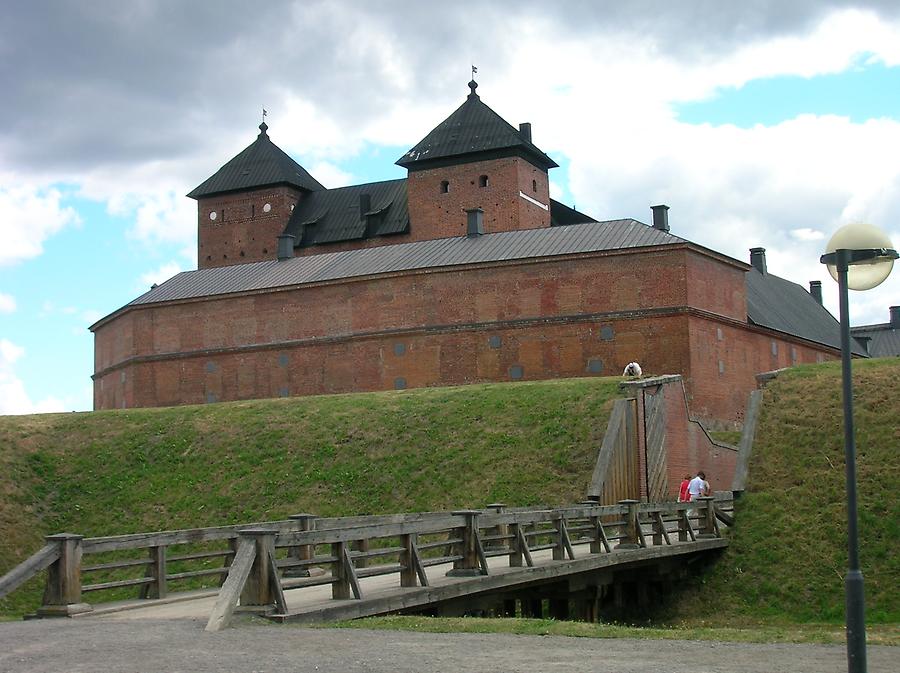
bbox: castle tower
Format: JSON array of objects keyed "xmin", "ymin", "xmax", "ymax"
[
  {"xmin": 188, "ymin": 122, "xmax": 324, "ymax": 269},
  {"xmin": 397, "ymin": 80, "xmax": 558, "ymax": 241}
]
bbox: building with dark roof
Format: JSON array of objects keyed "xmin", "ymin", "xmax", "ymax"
[
  {"xmin": 91, "ymin": 81, "xmax": 853, "ymax": 424},
  {"xmin": 851, "ymin": 306, "xmax": 900, "ymax": 357}
]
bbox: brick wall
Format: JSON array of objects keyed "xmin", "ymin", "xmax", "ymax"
[
  {"xmin": 197, "ymin": 185, "xmax": 304, "ymax": 269},
  {"xmin": 93, "ymin": 245, "xmax": 838, "ymax": 423},
  {"xmin": 406, "ymin": 156, "xmax": 551, "ymax": 242}
]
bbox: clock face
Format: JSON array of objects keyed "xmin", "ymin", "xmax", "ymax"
[
  {"xmin": 263, "ymin": 203, "xmax": 272, "ymax": 213},
  {"xmin": 209, "ymin": 211, "xmax": 217, "ymax": 221}
]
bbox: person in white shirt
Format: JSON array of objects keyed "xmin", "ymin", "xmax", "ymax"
[
  {"xmin": 688, "ymin": 471, "xmax": 709, "ymax": 500},
  {"xmin": 622, "ymin": 362, "xmax": 642, "ymax": 377}
]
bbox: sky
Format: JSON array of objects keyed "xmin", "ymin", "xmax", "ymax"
[{"xmin": 2, "ymin": 0, "xmax": 899, "ymax": 415}]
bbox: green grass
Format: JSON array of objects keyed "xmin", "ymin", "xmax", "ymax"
[
  {"xmin": 665, "ymin": 358, "xmax": 900, "ymax": 625},
  {"xmin": 0, "ymin": 377, "xmax": 619, "ymax": 617},
  {"xmin": 323, "ymin": 615, "xmax": 900, "ymax": 646},
  {"xmin": 2, "ymin": 360, "xmax": 898, "ymax": 633}
]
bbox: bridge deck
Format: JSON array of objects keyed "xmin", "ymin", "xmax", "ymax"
[{"xmin": 85, "ymin": 536, "xmax": 726, "ymax": 623}]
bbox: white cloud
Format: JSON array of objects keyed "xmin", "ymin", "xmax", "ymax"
[
  {"xmin": 308, "ymin": 162, "xmax": 355, "ymax": 189},
  {"xmin": 0, "ymin": 339, "xmax": 77, "ymax": 415},
  {"xmin": 790, "ymin": 228, "xmax": 826, "ymax": 242},
  {"xmin": 0, "ymin": 182, "xmax": 81, "ymax": 266},
  {"xmin": 0, "ymin": 293, "xmax": 15, "ymax": 313},
  {"xmin": 137, "ymin": 261, "xmax": 184, "ymax": 291}
]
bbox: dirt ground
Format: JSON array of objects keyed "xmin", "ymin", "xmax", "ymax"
[{"xmin": 0, "ymin": 617, "xmax": 894, "ymax": 673}]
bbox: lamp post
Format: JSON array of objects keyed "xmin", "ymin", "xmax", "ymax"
[{"xmin": 820, "ymin": 223, "xmax": 897, "ymax": 673}]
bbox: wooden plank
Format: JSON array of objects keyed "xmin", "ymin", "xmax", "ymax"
[
  {"xmin": 342, "ymin": 544, "xmax": 362, "ymax": 600},
  {"xmin": 205, "ymin": 538, "xmax": 256, "ymax": 632},
  {"xmin": 273, "ymin": 538, "xmax": 729, "ymax": 624},
  {"xmin": 473, "ymin": 530, "xmax": 490, "ymax": 575},
  {"xmin": 732, "ymin": 389, "xmax": 762, "ymax": 491},
  {"xmin": 266, "ymin": 548, "xmax": 287, "ymax": 614},
  {"xmin": 0, "ymin": 544, "xmax": 59, "ymax": 599},
  {"xmin": 643, "ymin": 388, "xmax": 669, "ymax": 502},
  {"xmin": 587, "ymin": 398, "xmax": 627, "ymax": 499},
  {"xmin": 560, "ymin": 519, "xmax": 575, "ymax": 560},
  {"xmin": 654, "ymin": 512, "xmax": 672, "ymax": 545},
  {"xmin": 516, "ymin": 526, "xmax": 534, "ymax": 568},
  {"xmin": 410, "ymin": 539, "xmax": 429, "ymax": 587},
  {"xmin": 276, "ymin": 515, "xmax": 462, "ymax": 548},
  {"xmin": 82, "ymin": 577, "xmax": 154, "ymax": 592}
]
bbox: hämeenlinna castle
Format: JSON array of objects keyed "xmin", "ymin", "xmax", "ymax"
[{"xmin": 90, "ymin": 80, "xmax": 863, "ymax": 424}]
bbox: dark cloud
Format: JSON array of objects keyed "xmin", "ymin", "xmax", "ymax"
[{"xmin": 1, "ymin": 1, "xmax": 897, "ymax": 174}]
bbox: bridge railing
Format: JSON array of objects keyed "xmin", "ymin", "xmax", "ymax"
[{"xmin": 0, "ymin": 495, "xmax": 733, "ymax": 624}]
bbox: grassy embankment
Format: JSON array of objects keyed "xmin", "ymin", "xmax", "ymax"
[
  {"xmin": 2, "ymin": 360, "xmax": 898, "ymax": 643},
  {"xmin": 0, "ymin": 377, "xmax": 619, "ymax": 618}
]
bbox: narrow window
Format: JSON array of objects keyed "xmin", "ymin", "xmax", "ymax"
[
  {"xmin": 251, "ymin": 203, "xmax": 255, "ymax": 218},
  {"xmin": 221, "ymin": 209, "xmax": 225, "ymax": 221},
  {"xmin": 440, "ymin": 180, "xmax": 450, "ymax": 194},
  {"xmin": 479, "ymin": 175, "xmax": 488, "ymax": 188},
  {"xmin": 532, "ymin": 179, "xmax": 537, "ymax": 192}
]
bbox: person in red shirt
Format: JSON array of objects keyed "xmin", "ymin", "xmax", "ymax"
[{"xmin": 678, "ymin": 474, "xmax": 691, "ymax": 502}]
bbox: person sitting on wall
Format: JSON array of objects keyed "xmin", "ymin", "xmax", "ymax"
[{"xmin": 622, "ymin": 362, "xmax": 643, "ymax": 378}]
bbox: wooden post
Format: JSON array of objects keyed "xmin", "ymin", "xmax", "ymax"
[
  {"xmin": 552, "ymin": 512, "xmax": 565, "ymax": 561},
  {"xmin": 400, "ymin": 533, "xmax": 417, "ymax": 587},
  {"xmin": 485, "ymin": 502, "xmax": 506, "ymax": 552},
  {"xmin": 331, "ymin": 541, "xmax": 361, "ymax": 600},
  {"xmin": 446, "ymin": 510, "xmax": 484, "ymax": 577},
  {"xmin": 237, "ymin": 529, "xmax": 278, "ymax": 611},
  {"xmin": 286, "ymin": 513, "xmax": 316, "ymax": 577},
  {"xmin": 37, "ymin": 533, "xmax": 92, "ymax": 617},
  {"xmin": 352, "ymin": 538, "xmax": 369, "ymax": 569},
  {"xmin": 141, "ymin": 545, "xmax": 167, "ymax": 599},
  {"xmin": 615, "ymin": 500, "xmax": 641, "ymax": 550},
  {"xmin": 509, "ymin": 523, "xmax": 524, "ymax": 567},
  {"xmin": 696, "ymin": 496, "xmax": 718, "ymax": 538}
]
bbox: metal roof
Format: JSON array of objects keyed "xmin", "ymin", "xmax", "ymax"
[
  {"xmin": 279, "ymin": 178, "xmax": 595, "ymax": 249},
  {"xmin": 850, "ymin": 323, "xmax": 900, "ymax": 357},
  {"xmin": 187, "ymin": 123, "xmax": 325, "ymax": 199},
  {"xmin": 396, "ymin": 81, "xmax": 558, "ymax": 171},
  {"xmin": 746, "ymin": 269, "xmax": 867, "ymax": 355},
  {"xmin": 283, "ymin": 179, "xmax": 410, "ymax": 246},
  {"xmin": 124, "ymin": 219, "xmax": 682, "ymax": 308}
]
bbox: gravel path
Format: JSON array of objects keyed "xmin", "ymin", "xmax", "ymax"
[{"xmin": 0, "ymin": 617, "xmax": 894, "ymax": 673}]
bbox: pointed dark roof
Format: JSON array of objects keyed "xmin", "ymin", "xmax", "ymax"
[
  {"xmin": 187, "ymin": 122, "xmax": 325, "ymax": 199},
  {"xmin": 283, "ymin": 179, "xmax": 410, "ymax": 247},
  {"xmin": 396, "ymin": 80, "xmax": 558, "ymax": 171}
]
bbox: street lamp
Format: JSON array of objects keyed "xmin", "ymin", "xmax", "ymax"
[{"xmin": 820, "ymin": 222, "xmax": 897, "ymax": 673}]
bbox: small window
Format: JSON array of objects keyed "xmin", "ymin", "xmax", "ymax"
[
  {"xmin": 479, "ymin": 175, "xmax": 489, "ymax": 188},
  {"xmin": 251, "ymin": 204, "xmax": 255, "ymax": 218},
  {"xmin": 440, "ymin": 180, "xmax": 450, "ymax": 194},
  {"xmin": 532, "ymin": 179, "xmax": 537, "ymax": 192}
]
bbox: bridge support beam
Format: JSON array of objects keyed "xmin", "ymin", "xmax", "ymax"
[
  {"xmin": 37, "ymin": 533, "xmax": 92, "ymax": 617},
  {"xmin": 238, "ymin": 529, "xmax": 283, "ymax": 612}
]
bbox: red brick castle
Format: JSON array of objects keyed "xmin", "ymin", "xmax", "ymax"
[{"xmin": 91, "ymin": 81, "xmax": 856, "ymax": 423}]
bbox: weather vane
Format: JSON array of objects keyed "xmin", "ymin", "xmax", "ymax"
[
  {"xmin": 471, "ymin": 64, "xmax": 477, "ymax": 79},
  {"xmin": 262, "ymin": 107, "xmax": 268, "ymax": 124}
]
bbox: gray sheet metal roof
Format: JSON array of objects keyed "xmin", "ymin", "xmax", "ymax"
[
  {"xmin": 746, "ymin": 269, "xmax": 867, "ymax": 355},
  {"xmin": 396, "ymin": 82, "xmax": 558, "ymax": 171},
  {"xmin": 187, "ymin": 123, "xmax": 325, "ymax": 199},
  {"xmin": 850, "ymin": 324, "xmax": 900, "ymax": 357},
  {"xmin": 125, "ymin": 219, "xmax": 681, "ymax": 308}
]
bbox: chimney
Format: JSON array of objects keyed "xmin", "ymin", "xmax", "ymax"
[
  {"xmin": 359, "ymin": 193, "xmax": 371, "ymax": 221},
  {"xmin": 891, "ymin": 305, "xmax": 900, "ymax": 328},
  {"xmin": 466, "ymin": 208, "xmax": 484, "ymax": 237},
  {"xmin": 519, "ymin": 122, "xmax": 532, "ymax": 143},
  {"xmin": 750, "ymin": 247, "xmax": 767, "ymax": 274},
  {"xmin": 809, "ymin": 280, "xmax": 823, "ymax": 305},
  {"xmin": 651, "ymin": 204, "xmax": 669, "ymax": 232},
  {"xmin": 277, "ymin": 234, "xmax": 295, "ymax": 261}
]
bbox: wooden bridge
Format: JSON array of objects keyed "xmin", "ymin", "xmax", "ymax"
[{"xmin": 1, "ymin": 495, "xmax": 733, "ymax": 631}]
